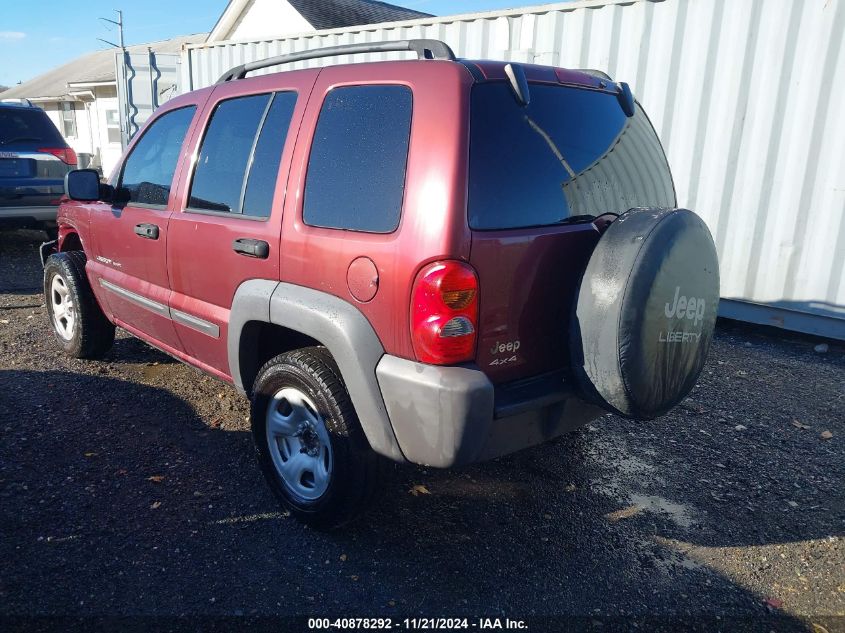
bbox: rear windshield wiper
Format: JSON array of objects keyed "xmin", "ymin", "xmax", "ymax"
[
  {"xmin": 556, "ymin": 215, "xmax": 596, "ymax": 225},
  {"xmin": 0, "ymin": 136, "xmax": 42, "ymax": 146}
]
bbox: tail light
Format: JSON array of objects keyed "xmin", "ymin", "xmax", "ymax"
[
  {"xmin": 411, "ymin": 260, "xmax": 479, "ymax": 365},
  {"xmin": 39, "ymin": 147, "xmax": 77, "ymax": 165}
]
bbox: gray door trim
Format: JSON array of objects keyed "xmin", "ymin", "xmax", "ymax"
[
  {"xmin": 171, "ymin": 308, "xmax": 220, "ymax": 338},
  {"xmin": 98, "ymin": 278, "xmax": 219, "ymax": 338},
  {"xmin": 98, "ymin": 278, "xmax": 170, "ymax": 318}
]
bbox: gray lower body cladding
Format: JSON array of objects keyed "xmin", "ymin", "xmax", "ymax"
[
  {"xmin": 376, "ymin": 355, "xmax": 603, "ymax": 467},
  {"xmin": 229, "ymin": 280, "xmax": 405, "ymax": 462},
  {"xmin": 228, "ymin": 280, "xmax": 602, "ymax": 468}
]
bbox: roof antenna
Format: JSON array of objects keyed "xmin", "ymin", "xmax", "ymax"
[{"xmin": 504, "ymin": 63, "xmax": 530, "ymax": 106}]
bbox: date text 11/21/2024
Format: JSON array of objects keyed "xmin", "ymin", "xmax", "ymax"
[{"xmin": 307, "ymin": 617, "xmax": 528, "ymax": 630}]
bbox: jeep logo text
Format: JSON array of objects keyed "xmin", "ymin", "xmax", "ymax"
[
  {"xmin": 664, "ymin": 287, "xmax": 705, "ymax": 326},
  {"xmin": 490, "ymin": 340, "xmax": 521, "ymax": 355}
]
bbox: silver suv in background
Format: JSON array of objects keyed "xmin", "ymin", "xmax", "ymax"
[{"xmin": 0, "ymin": 100, "xmax": 76, "ymax": 237}]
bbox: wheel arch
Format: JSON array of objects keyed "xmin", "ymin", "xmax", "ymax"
[
  {"xmin": 238, "ymin": 320, "xmax": 322, "ymax": 400},
  {"xmin": 59, "ymin": 230, "xmax": 83, "ymax": 253},
  {"xmin": 228, "ymin": 280, "xmax": 404, "ymax": 462}
]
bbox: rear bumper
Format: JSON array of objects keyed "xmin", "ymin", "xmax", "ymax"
[
  {"xmin": 375, "ymin": 355, "xmax": 604, "ymax": 467},
  {"xmin": 0, "ymin": 205, "xmax": 58, "ymax": 223}
]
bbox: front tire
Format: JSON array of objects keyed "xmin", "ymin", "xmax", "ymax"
[
  {"xmin": 44, "ymin": 251, "xmax": 115, "ymax": 359},
  {"xmin": 251, "ymin": 347, "xmax": 380, "ymax": 529}
]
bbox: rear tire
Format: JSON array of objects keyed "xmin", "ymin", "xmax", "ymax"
[
  {"xmin": 251, "ymin": 347, "xmax": 381, "ymax": 529},
  {"xmin": 44, "ymin": 251, "xmax": 115, "ymax": 359}
]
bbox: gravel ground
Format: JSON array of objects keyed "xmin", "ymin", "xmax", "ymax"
[{"xmin": 1, "ymin": 229, "xmax": 843, "ymax": 631}]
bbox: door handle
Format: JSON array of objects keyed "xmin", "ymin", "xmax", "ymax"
[
  {"xmin": 232, "ymin": 238, "xmax": 269, "ymax": 259},
  {"xmin": 134, "ymin": 223, "xmax": 159, "ymax": 240}
]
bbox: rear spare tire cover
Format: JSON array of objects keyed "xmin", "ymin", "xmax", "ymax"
[{"xmin": 571, "ymin": 208, "xmax": 719, "ymax": 419}]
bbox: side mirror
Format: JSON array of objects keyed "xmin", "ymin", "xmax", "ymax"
[{"xmin": 65, "ymin": 169, "xmax": 113, "ymax": 202}]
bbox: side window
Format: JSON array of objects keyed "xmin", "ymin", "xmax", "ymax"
[
  {"xmin": 189, "ymin": 94, "xmax": 269, "ymax": 213},
  {"xmin": 243, "ymin": 92, "xmax": 298, "ymax": 217},
  {"xmin": 120, "ymin": 106, "xmax": 196, "ymax": 207},
  {"xmin": 303, "ymin": 85, "xmax": 412, "ymax": 233},
  {"xmin": 189, "ymin": 91, "xmax": 297, "ymax": 217}
]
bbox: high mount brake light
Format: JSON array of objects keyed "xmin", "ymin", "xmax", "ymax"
[{"xmin": 410, "ymin": 260, "xmax": 479, "ymax": 365}]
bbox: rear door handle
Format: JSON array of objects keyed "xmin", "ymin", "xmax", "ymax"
[
  {"xmin": 134, "ymin": 223, "xmax": 159, "ymax": 240},
  {"xmin": 232, "ymin": 238, "xmax": 269, "ymax": 259}
]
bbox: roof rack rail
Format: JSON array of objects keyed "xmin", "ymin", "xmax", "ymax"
[
  {"xmin": 216, "ymin": 39, "xmax": 456, "ymax": 84},
  {"xmin": 0, "ymin": 98, "xmax": 35, "ymax": 107}
]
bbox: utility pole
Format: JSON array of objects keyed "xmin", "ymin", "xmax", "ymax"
[
  {"xmin": 98, "ymin": 10, "xmax": 130, "ymax": 148},
  {"xmin": 97, "ymin": 10, "xmax": 124, "ymax": 50}
]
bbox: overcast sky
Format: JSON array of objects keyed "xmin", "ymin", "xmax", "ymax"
[{"xmin": 0, "ymin": 0, "xmax": 553, "ymax": 87}]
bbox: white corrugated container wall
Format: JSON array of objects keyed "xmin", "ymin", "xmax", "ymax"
[{"xmin": 180, "ymin": 0, "xmax": 845, "ymax": 339}]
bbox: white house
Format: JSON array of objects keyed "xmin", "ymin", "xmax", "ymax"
[
  {"xmin": 207, "ymin": 0, "xmax": 431, "ymax": 43},
  {"xmin": 1, "ymin": 1, "xmax": 430, "ymax": 175},
  {"xmin": 0, "ymin": 35, "xmax": 205, "ymax": 176}
]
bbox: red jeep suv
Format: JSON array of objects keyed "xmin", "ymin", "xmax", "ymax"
[{"xmin": 43, "ymin": 40, "xmax": 719, "ymax": 528}]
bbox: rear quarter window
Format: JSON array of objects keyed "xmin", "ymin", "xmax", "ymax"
[
  {"xmin": 468, "ymin": 82, "xmax": 675, "ymax": 230},
  {"xmin": 303, "ymin": 85, "xmax": 412, "ymax": 233}
]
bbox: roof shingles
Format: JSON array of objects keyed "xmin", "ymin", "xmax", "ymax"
[
  {"xmin": 6, "ymin": 1, "xmax": 432, "ymax": 101},
  {"xmin": 288, "ymin": 0, "xmax": 431, "ymax": 31}
]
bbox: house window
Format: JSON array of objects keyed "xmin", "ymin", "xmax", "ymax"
[
  {"xmin": 105, "ymin": 109, "xmax": 121, "ymax": 144},
  {"xmin": 60, "ymin": 102, "xmax": 76, "ymax": 138}
]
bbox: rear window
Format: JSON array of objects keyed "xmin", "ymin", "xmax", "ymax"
[
  {"xmin": 0, "ymin": 107, "xmax": 64, "ymax": 146},
  {"xmin": 468, "ymin": 83, "xmax": 675, "ymax": 230}
]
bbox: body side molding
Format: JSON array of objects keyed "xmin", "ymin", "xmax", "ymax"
[
  {"xmin": 171, "ymin": 308, "xmax": 220, "ymax": 338},
  {"xmin": 99, "ymin": 278, "xmax": 170, "ymax": 318},
  {"xmin": 97, "ymin": 278, "xmax": 221, "ymax": 338}
]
